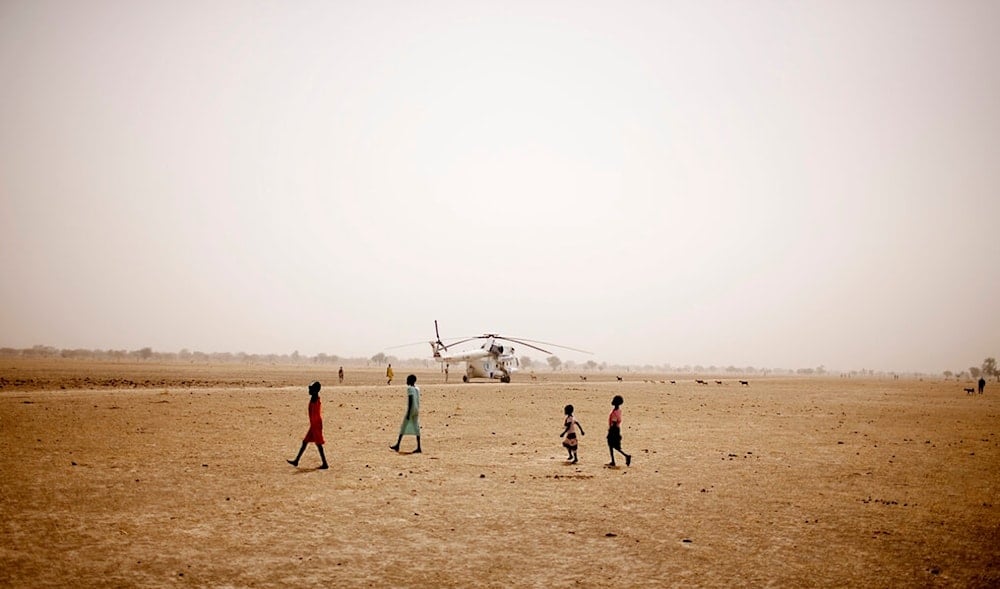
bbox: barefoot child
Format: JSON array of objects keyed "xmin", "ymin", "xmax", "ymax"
[
  {"xmin": 287, "ymin": 381, "xmax": 329, "ymax": 469},
  {"xmin": 390, "ymin": 374, "xmax": 421, "ymax": 453},
  {"xmin": 607, "ymin": 395, "xmax": 632, "ymax": 467},
  {"xmin": 559, "ymin": 404, "xmax": 585, "ymax": 463}
]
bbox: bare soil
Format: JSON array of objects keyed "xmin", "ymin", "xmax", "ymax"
[{"xmin": 1, "ymin": 360, "xmax": 998, "ymax": 587}]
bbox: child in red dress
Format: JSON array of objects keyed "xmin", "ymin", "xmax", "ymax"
[{"xmin": 287, "ymin": 381, "xmax": 329, "ymax": 469}]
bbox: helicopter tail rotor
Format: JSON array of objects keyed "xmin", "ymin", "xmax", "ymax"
[{"xmin": 434, "ymin": 320, "xmax": 446, "ymax": 351}]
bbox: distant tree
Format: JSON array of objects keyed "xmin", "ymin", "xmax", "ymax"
[
  {"xmin": 969, "ymin": 367, "xmax": 981, "ymax": 379},
  {"xmin": 955, "ymin": 370, "xmax": 966, "ymax": 380},
  {"xmin": 547, "ymin": 356, "xmax": 562, "ymax": 371},
  {"xmin": 983, "ymin": 357, "xmax": 998, "ymax": 382},
  {"xmin": 520, "ymin": 356, "xmax": 534, "ymax": 369},
  {"xmin": 584, "ymin": 360, "xmax": 598, "ymax": 371},
  {"xmin": 943, "ymin": 370, "xmax": 953, "ymax": 380},
  {"xmin": 133, "ymin": 347, "xmax": 153, "ymax": 360},
  {"xmin": 25, "ymin": 345, "xmax": 57, "ymax": 357},
  {"xmin": 371, "ymin": 352, "xmax": 387, "ymax": 366}
]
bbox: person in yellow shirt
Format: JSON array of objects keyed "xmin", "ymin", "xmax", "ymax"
[{"xmin": 386, "ymin": 364, "xmax": 394, "ymax": 385}]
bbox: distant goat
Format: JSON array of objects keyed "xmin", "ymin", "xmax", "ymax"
[
  {"xmin": 669, "ymin": 380, "xmax": 676, "ymax": 384},
  {"xmin": 964, "ymin": 387, "xmax": 975, "ymax": 395},
  {"xmin": 616, "ymin": 376, "xmax": 623, "ymax": 382},
  {"xmin": 715, "ymin": 380, "xmax": 723, "ymax": 385},
  {"xmin": 739, "ymin": 380, "xmax": 749, "ymax": 386},
  {"xmin": 695, "ymin": 379, "xmax": 707, "ymax": 385},
  {"xmin": 579, "ymin": 375, "xmax": 587, "ymax": 381}
]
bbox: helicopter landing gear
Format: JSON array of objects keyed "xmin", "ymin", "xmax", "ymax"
[{"xmin": 500, "ymin": 375, "xmax": 511, "ymax": 383}]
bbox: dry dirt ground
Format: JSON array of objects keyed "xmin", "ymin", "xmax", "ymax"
[{"xmin": 1, "ymin": 360, "xmax": 998, "ymax": 588}]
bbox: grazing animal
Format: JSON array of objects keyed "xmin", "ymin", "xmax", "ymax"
[
  {"xmin": 616, "ymin": 376, "xmax": 623, "ymax": 382},
  {"xmin": 695, "ymin": 379, "xmax": 707, "ymax": 385},
  {"xmin": 530, "ymin": 373, "xmax": 537, "ymax": 381},
  {"xmin": 580, "ymin": 375, "xmax": 587, "ymax": 381},
  {"xmin": 669, "ymin": 380, "xmax": 676, "ymax": 384},
  {"xmin": 964, "ymin": 387, "xmax": 975, "ymax": 395},
  {"xmin": 715, "ymin": 380, "xmax": 723, "ymax": 385},
  {"xmin": 739, "ymin": 380, "xmax": 749, "ymax": 386}
]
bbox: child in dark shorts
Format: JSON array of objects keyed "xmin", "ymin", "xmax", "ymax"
[{"xmin": 607, "ymin": 395, "xmax": 631, "ymax": 467}]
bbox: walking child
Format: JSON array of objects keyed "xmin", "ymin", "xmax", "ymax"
[
  {"xmin": 287, "ymin": 381, "xmax": 329, "ymax": 469},
  {"xmin": 607, "ymin": 395, "xmax": 632, "ymax": 467},
  {"xmin": 386, "ymin": 363, "xmax": 394, "ymax": 385},
  {"xmin": 559, "ymin": 404, "xmax": 585, "ymax": 463},
  {"xmin": 390, "ymin": 374, "xmax": 421, "ymax": 453}
]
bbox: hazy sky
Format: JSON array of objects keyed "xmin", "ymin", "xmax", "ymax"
[{"xmin": 2, "ymin": 1, "xmax": 998, "ymax": 373}]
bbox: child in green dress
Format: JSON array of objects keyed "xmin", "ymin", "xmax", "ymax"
[{"xmin": 390, "ymin": 374, "xmax": 421, "ymax": 453}]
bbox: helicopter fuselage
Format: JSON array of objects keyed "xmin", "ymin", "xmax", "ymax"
[{"xmin": 432, "ymin": 339, "xmax": 519, "ymax": 383}]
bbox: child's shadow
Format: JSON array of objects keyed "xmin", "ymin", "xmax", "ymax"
[{"xmin": 291, "ymin": 467, "xmax": 328, "ymax": 474}]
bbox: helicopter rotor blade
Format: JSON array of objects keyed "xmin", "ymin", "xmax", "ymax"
[
  {"xmin": 440, "ymin": 336, "xmax": 482, "ymax": 349},
  {"xmin": 497, "ymin": 336, "xmax": 592, "ymax": 355},
  {"xmin": 386, "ymin": 335, "xmax": 480, "ymax": 351},
  {"xmin": 432, "ymin": 322, "xmax": 484, "ymax": 350},
  {"xmin": 502, "ymin": 339, "xmax": 551, "ymax": 355},
  {"xmin": 384, "ymin": 340, "xmax": 431, "ymax": 350}
]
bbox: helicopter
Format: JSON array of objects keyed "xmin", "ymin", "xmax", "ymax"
[{"xmin": 421, "ymin": 320, "xmax": 590, "ymax": 383}]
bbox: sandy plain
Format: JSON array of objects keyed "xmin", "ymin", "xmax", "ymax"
[{"xmin": 1, "ymin": 359, "xmax": 998, "ymax": 588}]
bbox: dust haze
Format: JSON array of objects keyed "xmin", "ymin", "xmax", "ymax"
[{"xmin": 1, "ymin": 2, "xmax": 999, "ymax": 373}]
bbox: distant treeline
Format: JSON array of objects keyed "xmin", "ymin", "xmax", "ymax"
[
  {"xmin": 945, "ymin": 357, "xmax": 999, "ymax": 382},
  {"xmin": 0, "ymin": 345, "xmax": 386, "ymax": 366},
  {"xmin": 0, "ymin": 345, "xmax": 969, "ymax": 379}
]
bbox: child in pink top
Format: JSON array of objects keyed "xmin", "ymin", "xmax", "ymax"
[{"xmin": 607, "ymin": 395, "xmax": 632, "ymax": 467}]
